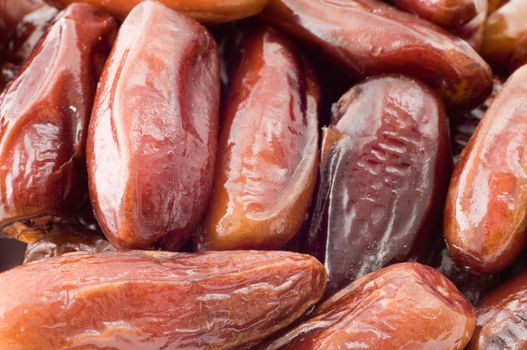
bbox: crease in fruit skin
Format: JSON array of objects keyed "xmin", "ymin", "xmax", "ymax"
[
  {"xmin": 198, "ymin": 26, "xmax": 319, "ymax": 251},
  {"xmin": 87, "ymin": 1, "xmax": 220, "ymax": 250},
  {"xmin": 0, "ymin": 3, "xmax": 116, "ymax": 234},
  {"xmin": 305, "ymin": 75, "xmax": 451, "ymax": 294},
  {"xmin": 0, "ymin": 250, "xmax": 327, "ymax": 350},
  {"xmin": 445, "ymin": 63, "xmax": 527, "ymax": 275},
  {"xmin": 261, "ymin": 0, "xmax": 493, "ymax": 109}
]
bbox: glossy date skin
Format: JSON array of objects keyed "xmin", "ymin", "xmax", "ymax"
[
  {"xmin": 0, "ymin": 250, "xmax": 327, "ymax": 350},
  {"xmin": 0, "ymin": 4, "xmax": 116, "ymax": 233},
  {"xmin": 261, "ymin": 263, "xmax": 476, "ymax": 350},
  {"xmin": 469, "ymin": 269, "xmax": 527, "ymax": 350},
  {"xmin": 390, "ymin": 0, "xmax": 484, "ymax": 30},
  {"xmin": 306, "ymin": 75, "xmax": 451, "ymax": 294},
  {"xmin": 454, "ymin": 0, "xmax": 487, "ymax": 52},
  {"xmin": 87, "ymin": 1, "xmax": 220, "ymax": 250},
  {"xmin": 261, "ymin": 0, "xmax": 493, "ymax": 109},
  {"xmin": 197, "ymin": 27, "xmax": 319, "ymax": 251},
  {"xmin": 45, "ymin": 0, "xmax": 269, "ymax": 24},
  {"xmin": 0, "ymin": 0, "xmax": 43, "ymax": 48},
  {"xmin": 445, "ymin": 64, "xmax": 527, "ymax": 275},
  {"xmin": 0, "ymin": 4, "xmax": 58, "ymax": 90},
  {"xmin": 482, "ymin": 0, "xmax": 527, "ymax": 75}
]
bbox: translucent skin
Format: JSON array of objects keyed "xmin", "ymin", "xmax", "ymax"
[
  {"xmin": 87, "ymin": 1, "xmax": 220, "ymax": 250},
  {"xmin": 261, "ymin": 263, "xmax": 476, "ymax": 350},
  {"xmin": 45, "ymin": 0, "xmax": 270, "ymax": 24},
  {"xmin": 482, "ymin": 0, "xmax": 527, "ymax": 75},
  {"xmin": 306, "ymin": 75, "xmax": 451, "ymax": 294},
  {"xmin": 469, "ymin": 269, "xmax": 527, "ymax": 350},
  {"xmin": 445, "ymin": 65, "xmax": 527, "ymax": 275},
  {"xmin": 261, "ymin": 0, "xmax": 493, "ymax": 109},
  {"xmin": 0, "ymin": 5, "xmax": 58, "ymax": 90},
  {"xmin": 197, "ymin": 27, "xmax": 319, "ymax": 251},
  {"xmin": 391, "ymin": 0, "xmax": 485, "ymax": 29},
  {"xmin": 0, "ymin": 0, "xmax": 42, "ymax": 47},
  {"xmin": 0, "ymin": 4, "xmax": 116, "ymax": 230},
  {"xmin": 0, "ymin": 250, "xmax": 327, "ymax": 350}
]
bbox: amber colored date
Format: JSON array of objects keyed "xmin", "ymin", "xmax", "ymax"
[
  {"xmin": 445, "ymin": 65, "xmax": 527, "ymax": 275},
  {"xmin": 87, "ymin": 1, "xmax": 219, "ymax": 250},
  {"xmin": 482, "ymin": 0, "xmax": 527, "ymax": 75},
  {"xmin": 261, "ymin": 0, "xmax": 493, "ymax": 109},
  {"xmin": 46, "ymin": 0, "xmax": 269, "ymax": 24},
  {"xmin": 469, "ymin": 268, "xmax": 527, "ymax": 349},
  {"xmin": 261, "ymin": 263, "xmax": 475, "ymax": 350},
  {"xmin": 488, "ymin": 0, "xmax": 509, "ymax": 14},
  {"xmin": 306, "ymin": 75, "xmax": 451, "ymax": 294},
  {"xmin": 0, "ymin": 4, "xmax": 58, "ymax": 89},
  {"xmin": 0, "ymin": 4, "xmax": 116, "ymax": 234},
  {"xmin": 390, "ymin": 0, "xmax": 484, "ymax": 30},
  {"xmin": 196, "ymin": 27, "xmax": 319, "ymax": 251},
  {"xmin": 0, "ymin": 250, "xmax": 326, "ymax": 349}
]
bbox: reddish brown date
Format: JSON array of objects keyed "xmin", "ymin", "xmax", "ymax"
[
  {"xmin": 196, "ymin": 27, "xmax": 319, "ymax": 251},
  {"xmin": 0, "ymin": 0, "xmax": 43, "ymax": 47},
  {"xmin": 390, "ymin": 0, "xmax": 485, "ymax": 30},
  {"xmin": 46, "ymin": 0, "xmax": 269, "ymax": 24},
  {"xmin": 482, "ymin": 0, "xmax": 527, "ymax": 75},
  {"xmin": 87, "ymin": 1, "xmax": 220, "ymax": 250},
  {"xmin": 0, "ymin": 4, "xmax": 58, "ymax": 89},
  {"xmin": 306, "ymin": 75, "xmax": 451, "ymax": 294},
  {"xmin": 261, "ymin": 263, "xmax": 475, "ymax": 350},
  {"xmin": 454, "ymin": 0, "xmax": 487, "ymax": 52},
  {"xmin": 261, "ymin": 0, "xmax": 493, "ymax": 109},
  {"xmin": 469, "ymin": 268, "xmax": 527, "ymax": 349},
  {"xmin": 445, "ymin": 65, "xmax": 527, "ymax": 275},
  {"xmin": 0, "ymin": 250, "xmax": 326, "ymax": 349},
  {"xmin": 0, "ymin": 4, "xmax": 116, "ymax": 234}
]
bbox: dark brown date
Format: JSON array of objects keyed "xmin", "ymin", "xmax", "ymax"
[
  {"xmin": 445, "ymin": 64, "xmax": 527, "ymax": 275},
  {"xmin": 0, "ymin": 4, "xmax": 116, "ymax": 235},
  {"xmin": 0, "ymin": 238, "xmax": 25, "ymax": 272},
  {"xmin": 469, "ymin": 268, "xmax": 527, "ymax": 349},
  {"xmin": 0, "ymin": 4, "xmax": 58, "ymax": 90},
  {"xmin": 261, "ymin": 263, "xmax": 475, "ymax": 350},
  {"xmin": 196, "ymin": 27, "xmax": 319, "ymax": 251},
  {"xmin": 87, "ymin": 1, "xmax": 220, "ymax": 250},
  {"xmin": 0, "ymin": 250, "xmax": 326, "ymax": 349},
  {"xmin": 0, "ymin": 0, "xmax": 42, "ymax": 48},
  {"xmin": 261, "ymin": 0, "xmax": 493, "ymax": 109},
  {"xmin": 306, "ymin": 75, "xmax": 451, "ymax": 294}
]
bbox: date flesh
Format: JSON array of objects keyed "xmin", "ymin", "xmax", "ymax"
[
  {"xmin": 0, "ymin": 3, "xmax": 116, "ymax": 234},
  {"xmin": 87, "ymin": 1, "xmax": 220, "ymax": 250},
  {"xmin": 197, "ymin": 27, "xmax": 319, "ymax": 251},
  {"xmin": 306, "ymin": 75, "xmax": 451, "ymax": 294},
  {"xmin": 261, "ymin": 0, "xmax": 493, "ymax": 109},
  {"xmin": 445, "ymin": 64, "xmax": 527, "ymax": 275},
  {"xmin": 261, "ymin": 263, "xmax": 475, "ymax": 350},
  {"xmin": 0, "ymin": 250, "xmax": 326, "ymax": 349}
]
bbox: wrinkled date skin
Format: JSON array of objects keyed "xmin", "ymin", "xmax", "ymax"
[
  {"xmin": 0, "ymin": 250, "xmax": 327, "ymax": 350},
  {"xmin": 469, "ymin": 269, "xmax": 527, "ymax": 349},
  {"xmin": 197, "ymin": 27, "xmax": 319, "ymax": 251},
  {"xmin": 390, "ymin": 0, "xmax": 485, "ymax": 30},
  {"xmin": 23, "ymin": 224, "xmax": 114, "ymax": 264},
  {"xmin": 45, "ymin": 0, "xmax": 269, "ymax": 24},
  {"xmin": 87, "ymin": 1, "xmax": 219, "ymax": 250},
  {"xmin": 0, "ymin": 0, "xmax": 42, "ymax": 47},
  {"xmin": 445, "ymin": 65, "xmax": 527, "ymax": 275},
  {"xmin": 454, "ymin": 0, "xmax": 487, "ymax": 52},
  {"xmin": 0, "ymin": 4, "xmax": 58, "ymax": 90},
  {"xmin": 0, "ymin": 4, "xmax": 116, "ymax": 234},
  {"xmin": 261, "ymin": 0, "xmax": 493, "ymax": 109},
  {"xmin": 482, "ymin": 0, "xmax": 527, "ymax": 75},
  {"xmin": 306, "ymin": 75, "xmax": 451, "ymax": 294},
  {"xmin": 261, "ymin": 263, "xmax": 476, "ymax": 350}
]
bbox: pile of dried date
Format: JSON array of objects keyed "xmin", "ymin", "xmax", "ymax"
[{"xmin": 0, "ymin": 0, "xmax": 526, "ymax": 349}]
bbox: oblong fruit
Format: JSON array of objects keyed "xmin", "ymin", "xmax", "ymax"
[
  {"xmin": 445, "ymin": 64, "xmax": 527, "ymax": 274},
  {"xmin": 0, "ymin": 3, "xmax": 116, "ymax": 233},
  {"xmin": 196, "ymin": 27, "xmax": 319, "ymax": 251},
  {"xmin": 306, "ymin": 75, "xmax": 451, "ymax": 294},
  {"xmin": 261, "ymin": 0, "xmax": 493, "ymax": 109},
  {"xmin": 261, "ymin": 263, "xmax": 475, "ymax": 350},
  {"xmin": 0, "ymin": 250, "xmax": 327, "ymax": 350},
  {"xmin": 87, "ymin": 1, "xmax": 220, "ymax": 250}
]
